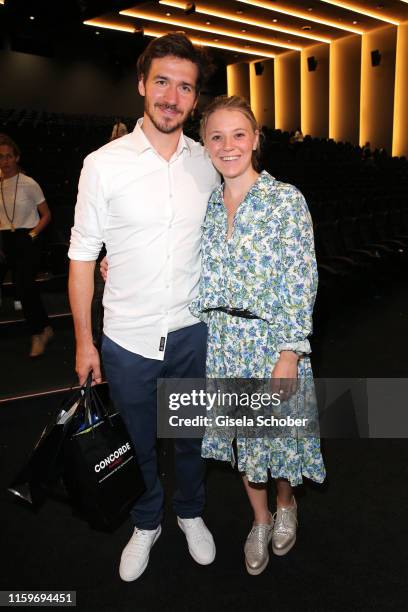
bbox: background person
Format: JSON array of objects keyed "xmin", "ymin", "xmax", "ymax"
[
  {"xmin": 0, "ymin": 134, "xmax": 53, "ymax": 357},
  {"xmin": 190, "ymin": 95, "xmax": 326, "ymax": 575},
  {"xmin": 110, "ymin": 117, "xmax": 128, "ymax": 141}
]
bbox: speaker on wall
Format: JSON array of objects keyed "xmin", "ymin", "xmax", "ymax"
[
  {"xmin": 371, "ymin": 49, "xmax": 381, "ymax": 66},
  {"xmin": 307, "ymin": 56, "xmax": 317, "ymax": 72},
  {"xmin": 254, "ymin": 62, "xmax": 264, "ymax": 76},
  {"xmin": 184, "ymin": 2, "xmax": 196, "ymax": 15}
]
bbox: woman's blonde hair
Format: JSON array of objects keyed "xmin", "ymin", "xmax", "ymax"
[{"xmin": 199, "ymin": 95, "xmax": 262, "ymax": 171}]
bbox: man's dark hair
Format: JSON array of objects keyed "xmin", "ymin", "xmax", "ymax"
[{"xmin": 137, "ymin": 33, "xmax": 210, "ymax": 95}]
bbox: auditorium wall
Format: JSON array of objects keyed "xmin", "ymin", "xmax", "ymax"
[
  {"xmin": 274, "ymin": 51, "xmax": 300, "ymax": 134},
  {"xmin": 360, "ymin": 25, "xmax": 397, "ymax": 154},
  {"xmin": 227, "ymin": 62, "xmax": 250, "ymax": 100},
  {"xmin": 301, "ymin": 43, "xmax": 329, "ymax": 139},
  {"xmin": 249, "ymin": 59, "xmax": 274, "ymax": 129},
  {"xmin": 0, "ymin": 49, "xmax": 144, "ymax": 117},
  {"xmin": 393, "ymin": 22, "xmax": 408, "ymax": 158},
  {"xmin": 330, "ymin": 35, "xmax": 361, "ymax": 145}
]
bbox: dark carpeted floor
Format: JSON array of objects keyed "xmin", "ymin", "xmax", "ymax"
[
  {"xmin": 1, "ymin": 278, "xmax": 407, "ymax": 400},
  {"xmin": 0, "ymin": 276, "xmax": 407, "ymax": 611},
  {"xmin": 1, "ymin": 400, "xmax": 407, "ymax": 612}
]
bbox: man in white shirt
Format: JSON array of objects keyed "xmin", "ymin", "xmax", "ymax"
[{"xmin": 68, "ymin": 33, "xmax": 219, "ymax": 581}]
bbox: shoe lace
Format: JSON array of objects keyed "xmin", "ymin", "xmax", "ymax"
[
  {"xmin": 183, "ymin": 518, "xmax": 207, "ymax": 544},
  {"xmin": 272, "ymin": 508, "xmax": 295, "ymax": 536},
  {"xmin": 127, "ymin": 529, "xmax": 153, "ymax": 554}
]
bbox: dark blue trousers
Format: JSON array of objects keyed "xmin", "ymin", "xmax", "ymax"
[{"xmin": 101, "ymin": 322, "xmax": 207, "ymax": 530}]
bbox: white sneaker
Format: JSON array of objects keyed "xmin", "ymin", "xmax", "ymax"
[
  {"xmin": 119, "ymin": 525, "xmax": 161, "ymax": 582},
  {"xmin": 177, "ymin": 517, "xmax": 216, "ymax": 565},
  {"xmin": 14, "ymin": 300, "xmax": 22, "ymax": 311}
]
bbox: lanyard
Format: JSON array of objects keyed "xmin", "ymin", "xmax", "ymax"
[{"xmin": 0, "ymin": 173, "xmax": 19, "ymax": 231}]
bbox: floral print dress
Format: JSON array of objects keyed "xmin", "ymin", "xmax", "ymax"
[{"xmin": 190, "ymin": 171, "xmax": 326, "ymax": 485}]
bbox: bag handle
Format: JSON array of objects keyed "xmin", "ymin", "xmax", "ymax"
[
  {"xmin": 82, "ymin": 374, "xmax": 94, "ymax": 429},
  {"xmin": 57, "ymin": 383, "xmax": 83, "ymax": 416},
  {"xmin": 81, "ymin": 374, "xmax": 113, "ymax": 430},
  {"xmin": 91, "ymin": 386, "xmax": 112, "ymax": 419}
]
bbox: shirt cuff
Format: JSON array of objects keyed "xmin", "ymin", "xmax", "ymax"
[
  {"xmin": 277, "ymin": 339, "xmax": 311, "ymax": 356},
  {"xmin": 67, "ymin": 248, "xmax": 99, "ymax": 261}
]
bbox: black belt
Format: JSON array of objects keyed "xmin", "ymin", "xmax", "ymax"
[
  {"xmin": 1, "ymin": 228, "xmax": 30, "ymax": 233},
  {"xmin": 210, "ymin": 307, "xmax": 260, "ymax": 320}
]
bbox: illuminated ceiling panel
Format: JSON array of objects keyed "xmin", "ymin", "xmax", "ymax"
[
  {"xmin": 235, "ymin": 0, "xmax": 364, "ymax": 33},
  {"xmin": 319, "ymin": 1, "xmax": 400, "ymax": 25},
  {"xmin": 83, "ymin": 19, "xmax": 136, "ymax": 33},
  {"xmin": 82, "ymin": 0, "xmax": 408, "ymax": 63},
  {"xmin": 121, "ymin": 8, "xmax": 303, "ymax": 50},
  {"xmin": 143, "ymin": 27, "xmax": 276, "ymax": 57},
  {"xmin": 159, "ymin": 1, "xmax": 332, "ymax": 43},
  {"xmin": 84, "ymin": 19, "xmax": 277, "ymax": 58}
]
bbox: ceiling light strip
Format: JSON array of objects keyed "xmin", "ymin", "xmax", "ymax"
[
  {"xmin": 121, "ymin": 9, "xmax": 302, "ymax": 49},
  {"xmin": 83, "ymin": 20, "xmax": 136, "ymax": 33},
  {"xmin": 159, "ymin": 1, "xmax": 331, "ymax": 42},
  {"xmin": 320, "ymin": 0, "xmax": 399, "ymax": 25},
  {"xmin": 235, "ymin": 0, "xmax": 364, "ymax": 33},
  {"xmin": 143, "ymin": 27, "xmax": 275, "ymax": 57},
  {"xmin": 158, "ymin": 0, "xmax": 187, "ymax": 7}
]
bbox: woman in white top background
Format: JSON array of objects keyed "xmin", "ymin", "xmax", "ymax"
[{"xmin": 0, "ymin": 133, "xmax": 53, "ymax": 357}]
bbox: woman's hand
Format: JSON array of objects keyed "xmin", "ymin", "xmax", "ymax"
[
  {"xmin": 99, "ymin": 256, "xmax": 108, "ymax": 281},
  {"xmin": 271, "ymin": 351, "xmax": 298, "ymax": 400}
]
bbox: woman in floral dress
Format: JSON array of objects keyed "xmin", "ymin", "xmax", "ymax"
[{"xmin": 190, "ymin": 95, "xmax": 325, "ymax": 575}]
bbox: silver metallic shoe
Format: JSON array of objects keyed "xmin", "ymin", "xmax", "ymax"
[
  {"xmin": 244, "ymin": 515, "xmax": 274, "ymax": 575},
  {"xmin": 272, "ymin": 497, "xmax": 298, "ymax": 556}
]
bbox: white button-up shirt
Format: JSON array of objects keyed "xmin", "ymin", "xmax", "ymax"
[{"xmin": 68, "ymin": 118, "xmax": 219, "ymax": 360}]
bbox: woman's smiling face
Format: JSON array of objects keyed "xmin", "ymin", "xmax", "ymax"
[{"xmin": 204, "ymin": 109, "xmax": 259, "ymax": 180}]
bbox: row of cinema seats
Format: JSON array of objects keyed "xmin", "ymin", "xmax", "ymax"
[
  {"xmin": 1, "ymin": 109, "xmax": 407, "ymax": 304},
  {"xmin": 314, "ymin": 207, "xmax": 408, "ymax": 289},
  {"xmin": 260, "ymin": 131, "xmax": 408, "ymax": 303},
  {"xmin": 0, "ymin": 109, "xmax": 136, "ymax": 281}
]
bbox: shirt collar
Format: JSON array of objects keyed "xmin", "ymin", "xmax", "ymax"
[
  {"xmin": 131, "ymin": 117, "xmax": 191, "ymax": 158},
  {"xmin": 176, "ymin": 132, "xmax": 191, "ymax": 157}
]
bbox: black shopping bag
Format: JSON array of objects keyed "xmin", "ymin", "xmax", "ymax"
[
  {"xmin": 63, "ymin": 383, "xmax": 145, "ymax": 531},
  {"xmin": 7, "ymin": 387, "xmax": 85, "ymax": 507}
]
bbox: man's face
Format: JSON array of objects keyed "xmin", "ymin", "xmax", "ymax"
[{"xmin": 138, "ymin": 55, "xmax": 199, "ymax": 134}]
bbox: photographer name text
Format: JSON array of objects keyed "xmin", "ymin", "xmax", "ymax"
[{"xmin": 168, "ymin": 415, "xmax": 308, "ymax": 427}]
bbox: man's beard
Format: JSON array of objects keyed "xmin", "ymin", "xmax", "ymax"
[{"xmin": 145, "ymin": 102, "xmax": 189, "ymax": 134}]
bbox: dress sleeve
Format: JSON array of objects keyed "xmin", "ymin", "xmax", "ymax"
[
  {"xmin": 68, "ymin": 154, "xmax": 107, "ymax": 261},
  {"xmin": 274, "ymin": 189, "xmax": 318, "ymax": 355}
]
